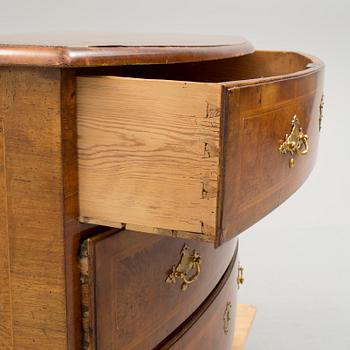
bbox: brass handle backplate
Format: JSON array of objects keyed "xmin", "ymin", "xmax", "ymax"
[
  {"xmin": 237, "ymin": 264, "xmax": 245, "ymax": 289},
  {"xmin": 279, "ymin": 115, "xmax": 309, "ymax": 168},
  {"xmin": 223, "ymin": 302, "xmax": 232, "ymax": 335},
  {"xmin": 166, "ymin": 244, "xmax": 201, "ymax": 291}
]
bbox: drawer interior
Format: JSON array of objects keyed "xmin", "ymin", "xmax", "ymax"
[{"xmin": 77, "ymin": 51, "xmax": 314, "ymax": 83}]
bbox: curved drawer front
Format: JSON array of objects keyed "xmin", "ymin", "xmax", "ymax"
[
  {"xmin": 77, "ymin": 51, "xmax": 324, "ymax": 244},
  {"xmin": 220, "ymin": 62, "xmax": 324, "ymax": 242},
  {"xmin": 162, "ymin": 253, "xmax": 238, "ymax": 350},
  {"xmin": 80, "ymin": 229, "xmax": 237, "ymax": 350}
]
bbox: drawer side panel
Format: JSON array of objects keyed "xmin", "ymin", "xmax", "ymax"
[{"xmin": 77, "ymin": 76, "xmax": 222, "ymax": 238}]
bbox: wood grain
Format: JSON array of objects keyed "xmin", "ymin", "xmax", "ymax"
[
  {"xmin": 0, "ymin": 34, "xmax": 254, "ymax": 67},
  {"xmin": 0, "ymin": 116, "xmax": 12, "ymax": 349},
  {"xmin": 0, "ymin": 67, "xmax": 68, "ymax": 349},
  {"xmin": 0, "ymin": 67, "xmax": 97, "ymax": 350},
  {"xmin": 77, "ymin": 76, "xmax": 222, "ymax": 237},
  {"xmin": 80, "ymin": 228, "xmax": 237, "ymax": 350},
  {"xmin": 232, "ymin": 305, "xmax": 256, "ymax": 350}
]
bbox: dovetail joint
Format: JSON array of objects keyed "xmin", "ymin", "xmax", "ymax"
[
  {"xmin": 200, "ymin": 221, "xmax": 205, "ymax": 234},
  {"xmin": 203, "ymin": 142, "xmax": 211, "ymax": 158},
  {"xmin": 201, "ymin": 182, "xmax": 209, "ymax": 199}
]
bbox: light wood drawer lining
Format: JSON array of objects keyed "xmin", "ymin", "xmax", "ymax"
[{"xmin": 77, "ymin": 76, "xmax": 222, "ymax": 237}]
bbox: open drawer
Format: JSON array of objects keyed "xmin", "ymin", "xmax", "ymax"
[{"xmin": 77, "ymin": 51, "xmax": 324, "ymax": 245}]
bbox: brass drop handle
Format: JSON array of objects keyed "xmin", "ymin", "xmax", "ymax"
[
  {"xmin": 237, "ymin": 264, "xmax": 245, "ymax": 289},
  {"xmin": 279, "ymin": 115, "xmax": 309, "ymax": 168},
  {"xmin": 165, "ymin": 244, "xmax": 201, "ymax": 291}
]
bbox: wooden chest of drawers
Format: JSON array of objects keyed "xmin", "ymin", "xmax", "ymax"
[{"xmin": 0, "ymin": 33, "xmax": 324, "ymax": 350}]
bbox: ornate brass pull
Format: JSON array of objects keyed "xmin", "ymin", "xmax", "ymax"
[
  {"xmin": 166, "ymin": 244, "xmax": 201, "ymax": 291},
  {"xmin": 237, "ymin": 264, "xmax": 245, "ymax": 289},
  {"xmin": 279, "ymin": 115, "xmax": 309, "ymax": 168},
  {"xmin": 223, "ymin": 302, "xmax": 232, "ymax": 335}
]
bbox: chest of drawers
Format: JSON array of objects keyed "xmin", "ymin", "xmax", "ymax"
[{"xmin": 0, "ymin": 33, "xmax": 324, "ymax": 350}]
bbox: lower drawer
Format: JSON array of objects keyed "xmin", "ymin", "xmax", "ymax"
[
  {"xmin": 158, "ymin": 253, "xmax": 238, "ymax": 350},
  {"xmin": 80, "ymin": 229, "xmax": 237, "ymax": 350}
]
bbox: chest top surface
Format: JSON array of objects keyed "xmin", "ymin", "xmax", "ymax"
[{"xmin": 0, "ymin": 32, "xmax": 254, "ymax": 68}]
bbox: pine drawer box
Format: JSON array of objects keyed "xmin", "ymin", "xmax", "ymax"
[
  {"xmin": 77, "ymin": 51, "xmax": 324, "ymax": 245},
  {"xmin": 0, "ymin": 33, "xmax": 324, "ymax": 350}
]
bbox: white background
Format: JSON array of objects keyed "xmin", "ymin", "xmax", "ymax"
[{"xmin": 1, "ymin": 0, "xmax": 349, "ymax": 349}]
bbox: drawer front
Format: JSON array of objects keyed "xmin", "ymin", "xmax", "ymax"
[
  {"xmin": 80, "ymin": 229, "xmax": 237, "ymax": 350},
  {"xmin": 161, "ymin": 253, "xmax": 238, "ymax": 350},
  {"xmin": 219, "ymin": 67, "xmax": 324, "ymax": 241}
]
